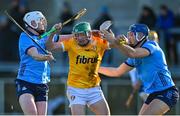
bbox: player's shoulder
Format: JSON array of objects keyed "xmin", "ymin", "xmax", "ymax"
[
  {"xmin": 62, "ymin": 37, "xmax": 75, "ymax": 50},
  {"xmin": 19, "ymin": 32, "xmax": 27, "ymax": 38},
  {"xmin": 19, "ymin": 32, "xmax": 28, "ymax": 42},
  {"xmin": 147, "ymin": 39, "xmax": 157, "ymax": 44},
  {"xmin": 143, "ymin": 40, "xmax": 158, "ymax": 47},
  {"xmin": 19, "ymin": 32, "xmax": 36, "ymax": 45},
  {"xmin": 19, "ymin": 32, "xmax": 35, "ymax": 40},
  {"xmin": 92, "ymin": 35, "xmax": 107, "ymax": 44}
]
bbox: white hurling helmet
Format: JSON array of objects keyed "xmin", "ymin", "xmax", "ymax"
[{"xmin": 23, "ymin": 11, "xmax": 46, "ymax": 29}]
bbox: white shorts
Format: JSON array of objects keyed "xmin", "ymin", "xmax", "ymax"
[{"xmin": 67, "ymin": 86, "xmax": 106, "ymax": 107}]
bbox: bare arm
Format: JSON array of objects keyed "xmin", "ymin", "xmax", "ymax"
[
  {"xmin": 117, "ymin": 43, "xmax": 150, "ymax": 58},
  {"xmin": 45, "ymin": 23, "xmax": 72, "ymax": 52},
  {"xmin": 27, "ymin": 47, "xmax": 54, "ymax": 61},
  {"xmin": 59, "ymin": 34, "xmax": 73, "ymax": 42},
  {"xmin": 99, "ymin": 63, "xmax": 133, "ymax": 77},
  {"xmin": 101, "ymin": 30, "xmax": 150, "ymax": 58},
  {"xmin": 46, "ymin": 32, "xmax": 65, "ymax": 52}
]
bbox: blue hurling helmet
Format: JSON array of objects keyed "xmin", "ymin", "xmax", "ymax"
[{"xmin": 129, "ymin": 24, "xmax": 150, "ymax": 41}]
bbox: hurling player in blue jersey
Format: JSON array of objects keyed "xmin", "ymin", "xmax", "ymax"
[
  {"xmin": 15, "ymin": 11, "xmax": 64, "ymax": 115},
  {"xmin": 99, "ymin": 24, "xmax": 179, "ymax": 115}
]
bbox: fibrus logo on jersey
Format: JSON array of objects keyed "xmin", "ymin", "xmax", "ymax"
[{"xmin": 76, "ymin": 55, "xmax": 98, "ymax": 64}]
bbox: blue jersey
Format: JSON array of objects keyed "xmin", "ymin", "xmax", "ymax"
[
  {"xmin": 17, "ymin": 32, "xmax": 50, "ymax": 84},
  {"xmin": 125, "ymin": 40, "xmax": 175, "ymax": 94}
]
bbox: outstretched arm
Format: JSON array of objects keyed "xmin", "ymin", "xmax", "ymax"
[
  {"xmin": 46, "ymin": 23, "xmax": 72, "ymax": 52},
  {"xmin": 101, "ymin": 30, "xmax": 150, "ymax": 58},
  {"xmin": 58, "ymin": 34, "xmax": 73, "ymax": 42},
  {"xmin": 117, "ymin": 42, "xmax": 150, "ymax": 58},
  {"xmin": 99, "ymin": 63, "xmax": 133, "ymax": 77},
  {"xmin": 46, "ymin": 32, "xmax": 62, "ymax": 52}
]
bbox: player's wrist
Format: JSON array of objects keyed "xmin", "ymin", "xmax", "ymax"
[{"xmin": 38, "ymin": 54, "xmax": 48, "ymax": 61}]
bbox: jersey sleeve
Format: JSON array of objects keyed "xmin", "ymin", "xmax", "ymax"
[
  {"xmin": 19, "ymin": 33, "xmax": 35, "ymax": 54},
  {"xmin": 142, "ymin": 41, "xmax": 157, "ymax": 55},
  {"xmin": 62, "ymin": 39, "xmax": 71, "ymax": 51},
  {"xmin": 125, "ymin": 58, "xmax": 135, "ymax": 67},
  {"xmin": 102, "ymin": 39, "xmax": 110, "ymax": 49},
  {"xmin": 96, "ymin": 36, "xmax": 109, "ymax": 50}
]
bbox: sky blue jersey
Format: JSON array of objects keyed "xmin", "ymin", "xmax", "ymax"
[
  {"xmin": 125, "ymin": 40, "xmax": 175, "ymax": 94},
  {"xmin": 17, "ymin": 32, "xmax": 51, "ymax": 84}
]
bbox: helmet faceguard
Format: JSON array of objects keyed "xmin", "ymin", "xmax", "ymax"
[
  {"xmin": 73, "ymin": 22, "xmax": 92, "ymax": 46},
  {"xmin": 23, "ymin": 11, "xmax": 47, "ymax": 34}
]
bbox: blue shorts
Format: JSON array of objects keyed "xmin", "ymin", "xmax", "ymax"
[
  {"xmin": 15, "ymin": 79, "xmax": 49, "ymax": 102},
  {"xmin": 145, "ymin": 86, "xmax": 179, "ymax": 109}
]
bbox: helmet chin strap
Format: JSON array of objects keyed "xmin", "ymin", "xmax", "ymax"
[{"xmin": 132, "ymin": 36, "xmax": 146, "ymax": 48}]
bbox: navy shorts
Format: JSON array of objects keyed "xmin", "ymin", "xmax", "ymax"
[
  {"xmin": 145, "ymin": 86, "xmax": 179, "ymax": 109},
  {"xmin": 15, "ymin": 79, "xmax": 49, "ymax": 102}
]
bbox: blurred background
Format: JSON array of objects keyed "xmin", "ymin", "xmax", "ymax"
[{"xmin": 0, "ymin": 0, "xmax": 180, "ymax": 115}]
